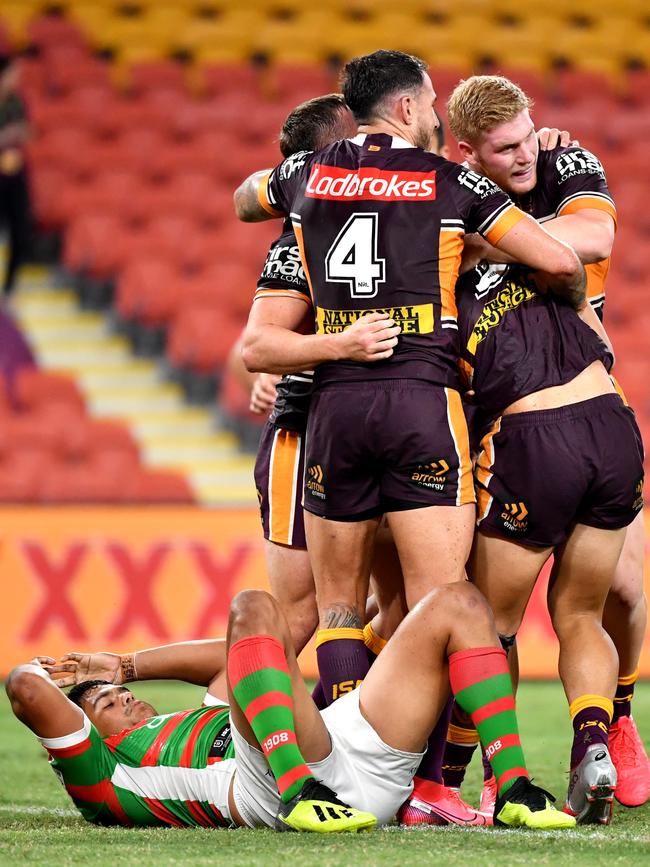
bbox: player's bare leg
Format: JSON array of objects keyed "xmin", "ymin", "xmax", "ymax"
[
  {"xmin": 387, "ymin": 503, "xmax": 475, "ymax": 608},
  {"xmin": 547, "ymin": 524, "xmax": 624, "ymax": 824},
  {"xmin": 365, "ymin": 522, "xmax": 407, "ymax": 657},
  {"xmin": 387, "ymin": 503, "xmax": 489, "ymax": 825},
  {"xmin": 602, "ymin": 511, "xmax": 650, "ymax": 807},
  {"xmin": 226, "ymin": 589, "xmax": 377, "ymax": 832},
  {"xmin": 360, "ymin": 581, "xmax": 574, "ymax": 829},
  {"xmin": 264, "ymin": 541, "xmax": 318, "ymax": 655},
  {"xmin": 449, "ymin": 530, "xmax": 553, "ymax": 814},
  {"xmin": 305, "ymin": 511, "xmax": 380, "ymax": 705}
]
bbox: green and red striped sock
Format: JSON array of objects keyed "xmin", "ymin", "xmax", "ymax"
[
  {"xmin": 449, "ymin": 646, "xmax": 528, "ymax": 795},
  {"xmin": 228, "ymin": 634, "xmax": 313, "ymax": 803}
]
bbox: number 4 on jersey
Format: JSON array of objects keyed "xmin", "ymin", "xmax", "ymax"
[{"xmin": 326, "ymin": 213, "xmax": 385, "ymax": 298}]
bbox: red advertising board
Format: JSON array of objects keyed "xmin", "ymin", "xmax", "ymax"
[{"xmin": 1, "ymin": 507, "xmax": 648, "ymax": 679}]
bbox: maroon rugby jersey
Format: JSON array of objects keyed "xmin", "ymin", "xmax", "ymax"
[
  {"xmin": 457, "ymin": 262, "xmax": 613, "ymax": 417},
  {"xmin": 254, "ymin": 218, "xmax": 312, "ymax": 432},
  {"xmin": 258, "ymin": 132, "xmax": 526, "ymax": 389},
  {"xmin": 516, "ymin": 146, "xmax": 617, "ymax": 321}
]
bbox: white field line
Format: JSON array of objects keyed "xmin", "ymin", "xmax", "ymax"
[
  {"xmin": 1, "ymin": 805, "xmax": 648, "ymax": 843},
  {"xmin": 0, "ymin": 804, "xmax": 79, "ymax": 818},
  {"xmin": 382, "ymin": 824, "xmax": 650, "ymax": 842}
]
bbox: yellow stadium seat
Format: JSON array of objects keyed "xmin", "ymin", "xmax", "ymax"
[{"xmin": 0, "ymin": 1, "xmax": 43, "ymax": 45}]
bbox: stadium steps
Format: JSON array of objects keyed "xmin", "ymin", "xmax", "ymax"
[{"xmin": 11, "ymin": 268, "xmax": 256, "ymax": 505}]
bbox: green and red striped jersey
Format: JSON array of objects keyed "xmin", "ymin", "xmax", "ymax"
[{"xmin": 40, "ymin": 706, "xmax": 237, "ymax": 828}]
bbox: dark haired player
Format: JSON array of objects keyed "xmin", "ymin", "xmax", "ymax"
[
  {"xmin": 6, "ymin": 583, "xmax": 577, "ymax": 831},
  {"xmin": 236, "ymin": 52, "xmax": 585, "ymax": 752},
  {"xmin": 443, "ymin": 75, "xmax": 645, "ymax": 823}
]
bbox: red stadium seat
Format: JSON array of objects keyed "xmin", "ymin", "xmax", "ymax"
[
  {"xmin": 30, "ymin": 167, "xmax": 69, "ymax": 228},
  {"xmin": 63, "ymin": 214, "xmax": 130, "ymax": 277},
  {"xmin": 128, "ymin": 60, "xmax": 189, "ymax": 96},
  {"xmin": 0, "ymin": 448, "xmax": 54, "ymax": 502},
  {"xmin": 167, "ymin": 306, "xmax": 243, "ymax": 374},
  {"xmin": 126, "ymin": 469, "xmax": 195, "ymax": 504},
  {"xmin": 115, "ymin": 257, "xmax": 181, "ymax": 327},
  {"xmin": 200, "ymin": 63, "xmax": 262, "ymax": 98},
  {"xmin": 37, "ymin": 463, "xmax": 126, "ymax": 503},
  {"xmin": 14, "ymin": 369, "xmax": 86, "ymax": 414},
  {"xmin": 27, "ymin": 15, "xmax": 87, "ymax": 52}
]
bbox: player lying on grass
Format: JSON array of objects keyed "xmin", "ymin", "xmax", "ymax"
[{"xmin": 7, "ymin": 584, "xmax": 575, "ymax": 831}]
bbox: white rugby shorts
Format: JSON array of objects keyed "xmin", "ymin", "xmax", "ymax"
[{"xmin": 231, "ymin": 687, "xmax": 424, "ymax": 827}]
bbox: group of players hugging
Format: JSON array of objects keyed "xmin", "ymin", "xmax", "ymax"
[{"xmin": 7, "ymin": 50, "xmax": 648, "ymax": 835}]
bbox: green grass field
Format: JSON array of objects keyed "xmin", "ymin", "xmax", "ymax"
[{"xmin": 0, "ymin": 680, "xmax": 648, "ymax": 866}]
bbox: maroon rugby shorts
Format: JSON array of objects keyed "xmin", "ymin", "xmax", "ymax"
[
  {"xmin": 475, "ymin": 393, "xmax": 644, "ymax": 547},
  {"xmin": 254, "ymin": 421, "xmax": 306, "ymax": 548},
  {"xmin": 303, "ymin": 380, "xmax": 475, "ymax": 520}
]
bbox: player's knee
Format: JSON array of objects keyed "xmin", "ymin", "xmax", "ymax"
[
  {"xmin": 229, "ymin": 589, "xmax": 278, "ymax": 632},
  {"xmin": 431, "ymin": 580, "xmax": 492, "ymax": 622},
  {"xmin": 609, "ymin": 572, "xmax": 646, "ymax": 610}
]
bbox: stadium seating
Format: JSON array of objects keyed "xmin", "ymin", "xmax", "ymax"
[
  {"xmin": 0, "ymin": 369, "xmax": 195, "ymax": 504},
  {"xmin": 0, "ymin": 1, "xmax": 647, "ymax": 486}
]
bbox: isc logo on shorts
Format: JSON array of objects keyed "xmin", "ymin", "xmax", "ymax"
[{"xmin": 305, "ymin": 164, "xmax": 436, "ymax": 201}]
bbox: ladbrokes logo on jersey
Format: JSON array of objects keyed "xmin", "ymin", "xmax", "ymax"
[
  {"xmin": 305, "ymin": 164, "xmax": 436, "ymax": 201},
  {"xmin": 306, "ymin": 464, "xmax": 325, "ymax": 499},
  {"xmin": 411, "ymin": 459, "xmax": 449, "ymax": 491}
]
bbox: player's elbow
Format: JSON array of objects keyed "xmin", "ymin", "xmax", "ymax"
[
  {"xmin": 5, "ymin": 666, "xmax": 45, "ymax": 714},
  {"xmin": 240, "ymin": 329, "xmax": 264, "ymax": 373},
  {"xmin": 549, "ymin": 245, "xmax": 583, "ymax": 279},
  {"xmin": 233, "ymin": 185, "xmax": 255, "ymax": 222}
]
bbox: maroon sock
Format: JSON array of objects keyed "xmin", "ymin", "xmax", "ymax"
[
  {"xmin": 482, "ymin": 749, "xmax": 493, "ymax": 782},
  {"xmin": 612, "ymin": 674, "xmax": 636, "ymax": 723},
  {"xmin": 315, "ymin": 628, "xmax": 370, "ymax": 706},
  {"xmin": 413, "ymin": 694, "xmax": 454, "ymax": 785},
  {"xmin": 442, "ymin": 740, "xmax": 479, "ymax": 788},
  {"xmin": 311, "ymin": 679, "xmax": 327, "ymax": 710},
  {"xmin": 571, "ymin": 706, "xmax": 610, "ymax": 768}
]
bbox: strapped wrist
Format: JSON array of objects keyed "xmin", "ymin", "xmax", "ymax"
[{"xmin": 120, "ymin": 653, "xmax": 138, "ymax": 683}]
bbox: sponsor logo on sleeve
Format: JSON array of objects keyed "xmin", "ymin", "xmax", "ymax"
[
  {"xmin": 555, "ymin": 149, "xmax": 606, "ymax": 184},
  {"xmin": 261, "ymin": 242, "xmax": 306, "ymax": 285},
  {"xmin": 456, "ymin": 168, "xmax": 501, "ymax": 199},
  {"xmin": 632, "ymin": 476, "xmax": 644, "ymax": 512},
  {"xmin": 305, "ymin": 164, "xmax": 436, "ymax": 201}
]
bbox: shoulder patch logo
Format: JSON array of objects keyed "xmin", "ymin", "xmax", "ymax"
[
  {"xmin": 279, "ymin": 150, "xmax": 312, "ymax": 180},
  {"xmin": 555, "ymin": 149, "xmax": 605, "ymax": 184},
  {"xmin": 456, "ymin": 168, "xmax": 500, "ymax": 199}
]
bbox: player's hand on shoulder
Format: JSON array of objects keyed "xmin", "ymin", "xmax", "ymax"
[
  {"xmin": 44, "ymin": 651, "xmax": 123, "ymax": 689},
  {"xmin": 537, "ymin": 127, "xmax": 579, "ymax": 150},
  {"xmin": 250, "ymin": 373, "xmax": 281, "ymax": 414},
  {"xmin": 335, "ymin": 311, "xmax": 401, "ymax": 362}
]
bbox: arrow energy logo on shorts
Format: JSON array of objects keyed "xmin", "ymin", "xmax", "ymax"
[
  {"xmin": 306, "ymin": 464, "xmax": 326, "ymax": 499},
  {"xmin": 411, "ymin": 459, "xmax": 449, "ymax": 491},
  {"xmin": 500, "ymin": 501, "xmax": 529, "ymax": 533}
]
